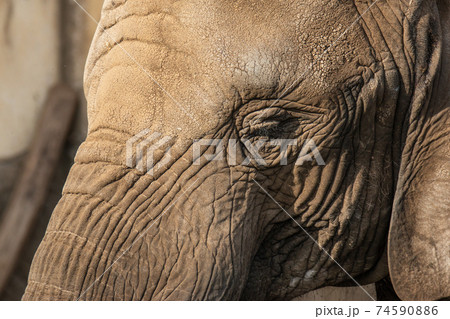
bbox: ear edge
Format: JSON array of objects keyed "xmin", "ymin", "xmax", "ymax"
[{"xmin": 387, "ymin": 0, "xmax": 450, "ymax": 301}]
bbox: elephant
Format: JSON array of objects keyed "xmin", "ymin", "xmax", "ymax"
[{"xmin": 23, "ymin": 0, "xmax": 449, "ymax": 300}]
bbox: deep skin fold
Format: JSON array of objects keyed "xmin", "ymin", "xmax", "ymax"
[{"xmin": 23, "ymin": 0, "xmax": 449, "ymax": 300}]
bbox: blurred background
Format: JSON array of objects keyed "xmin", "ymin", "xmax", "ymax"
[{"xmin": 0, "ymin": 0, "xmax": 103, "ymax": 300}]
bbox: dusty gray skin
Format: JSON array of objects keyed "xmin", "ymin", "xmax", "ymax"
[{"xmin": 23, "ymin": 0, "xmax": 449, "ymax": 300}]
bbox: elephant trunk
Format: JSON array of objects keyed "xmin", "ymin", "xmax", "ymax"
[{"xmin": 23, "ymin": 139, "xmax": 256, "ymax": 300}]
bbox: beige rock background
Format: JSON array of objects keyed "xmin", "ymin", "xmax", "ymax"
[
  {"xmin": 0, "ymin": 0, "xmax": 378, "ymax": 301},
  {"xmin": 0, "ymin": 0, "xmax": 60, "ymax": 216},
  {"xmin": 0, "ymin": 0, "xmax": 60, "ymax": 159},
  {"xmin": 0, "ymin": 0, "xmax": 102, "ymax": 300}
]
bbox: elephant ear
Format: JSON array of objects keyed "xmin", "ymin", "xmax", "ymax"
[{"xmin": 388, "ymin": 0, "xmax": 450, "ymax": 300}]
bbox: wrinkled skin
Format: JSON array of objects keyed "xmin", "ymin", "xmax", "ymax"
[{"xmin": 24, "ymin": 0, "xmax": 449, "ymax": 300}]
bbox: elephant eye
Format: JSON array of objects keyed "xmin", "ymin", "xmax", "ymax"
[
  {"xmin": 236, "ymin": 100, "xmax": 325, "ymax": 142},
  {"xmin": 239, "ymin": 108, "xmax": 300, "ymax": 140},
  {"xmin": 246, "ymin": 119, "xmax": 295, "ymax": 139}
]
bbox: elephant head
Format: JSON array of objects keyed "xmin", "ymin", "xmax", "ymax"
[{"xmin": 23, "ymin": 0, "xmax": 449, "ymax": 300}]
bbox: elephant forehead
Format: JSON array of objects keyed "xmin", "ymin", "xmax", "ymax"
[
  {"xmin": 85, "ymin": 0, "xmax": 372, "ymax": 137},
  {"xmin": 173, "ymin": 0, "xmax": 369, "ymax": 94},
  {"xmin": 94, "ymin": 0, "xmax": 370, "ymax": 93}
]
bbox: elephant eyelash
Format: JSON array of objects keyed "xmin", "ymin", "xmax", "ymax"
[
  {"xmin": 249, "ymin": 125, "xmax": 283, "ymax": 139},
  {"xmin": 245, "ymin": 118, "xmax": 300, "ymax": 139},
  {"xmin": 237, "ymin": 101, "xmax": 324, "ymax": 140}
]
